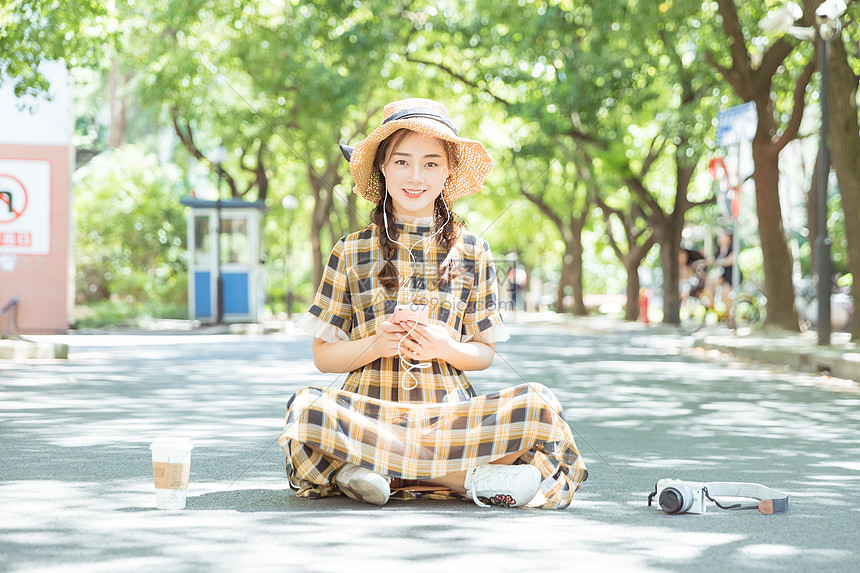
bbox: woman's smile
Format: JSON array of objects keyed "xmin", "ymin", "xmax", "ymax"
[{"xmin": 381, "ymin": 132, "xmax": 449, "ymax": 217}]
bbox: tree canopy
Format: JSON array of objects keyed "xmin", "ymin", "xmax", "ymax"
[
  {"xmin": 0, "ymin": 0, "xmax": 108, "ymax": 97},
  {"xmin": 5, "ymin": 0, "xmax": 856, "ymax": 335}
]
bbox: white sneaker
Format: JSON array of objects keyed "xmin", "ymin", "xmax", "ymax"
[
  {"xmin": 334, "ymin": 463, "xmax": 390, "ymax": 506},
  {"xmin": 464, "ymin": 464, "xmax": 542, "ymax": 508}
]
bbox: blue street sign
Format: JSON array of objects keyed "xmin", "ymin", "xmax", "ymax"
[{"xmin": 716, "ymin": 102, "xmax": 758, "ymax": 147}]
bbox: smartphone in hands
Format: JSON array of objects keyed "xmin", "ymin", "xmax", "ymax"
[{"xmin": 389, "ymin": 304, "xmax": 429, "ymax": 327}]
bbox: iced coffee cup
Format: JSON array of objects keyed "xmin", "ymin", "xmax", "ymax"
[{"xmin": 149, "ymin": 437, "xmax": 193, "ymax": 509}]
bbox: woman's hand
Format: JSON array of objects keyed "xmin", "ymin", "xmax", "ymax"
[
  {"xmin": 398, "ymin": 322, "xmax": 456, "ymax": 362},
  {"xmin": 374, "ymin": 320, "xmax": 408, "ymax": 358}
]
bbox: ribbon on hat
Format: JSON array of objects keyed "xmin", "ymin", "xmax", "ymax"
[
  {"xmin": 337, "ymin": 107, "xmax": 459, "ymax": 164},
  {"xmin": 382, "ymin": 107, "xmax": 459, "ymax": 135}
]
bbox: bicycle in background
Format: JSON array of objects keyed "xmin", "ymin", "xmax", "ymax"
[
  {"xmin": 679, "ymin": 262, "xmax": 765, "ymax": 334},
  {"xmin": 794, "ymin": 275, "xmax": 855, "ymax": 333}
]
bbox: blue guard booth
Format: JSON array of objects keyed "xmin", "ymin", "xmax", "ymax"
[{"xmin": 180, "ymin": 197, "xmax": 266, "ymax": 324}]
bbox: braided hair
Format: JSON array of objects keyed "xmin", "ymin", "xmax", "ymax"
[{"xmin": 371, "ymin": 129, "xmax": 463, "ymax": 292}]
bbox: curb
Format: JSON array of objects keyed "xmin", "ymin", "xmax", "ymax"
[
  {"xmin": 0, "ymin": 339, "xmax": 69, "ymax": 360},
  {"xmin": 502, "ymin": 312, "xmax": 666, "ymax": 335},
  {"xmin": 695, "ymin": 333, "xmax": 860, "ymax": 383}
]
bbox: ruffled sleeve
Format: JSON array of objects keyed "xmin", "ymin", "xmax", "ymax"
[
  {"xmin": 461, "ymin": 239, "xmax": 509, "ymax": 344},
  {"xmin": 295, "ymin": 312, "xmax": 351, "ymax": 343},
  {"xmin": 301, "ymin": 237, "xmax": 353, "ymax": 341},
  {"xmin": 461, "ymin": 322, "xmax": 510, "ymax": 343}
]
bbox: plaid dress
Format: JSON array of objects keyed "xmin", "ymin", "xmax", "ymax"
[{"xmin": 280, "ymin": 218, "xmax": 587, "ymax": 509}]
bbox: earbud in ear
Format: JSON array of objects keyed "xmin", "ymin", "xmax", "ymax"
[{"xmin": 380, "ymin": 166, "xmax": 386, "ymax": 177}]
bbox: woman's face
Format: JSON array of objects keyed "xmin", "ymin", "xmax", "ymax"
[
  {"xmin": 718, "ymin": 231, "xmax": 732, "ymax": 248},
  {"xmin": 381, "ymin": 131, "xmax": 449, "ymax": 218}
]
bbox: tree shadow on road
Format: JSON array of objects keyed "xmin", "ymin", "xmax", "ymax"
[{"xmin": 3, "ymin": 329, "xmax": 860, "ymax": 572}]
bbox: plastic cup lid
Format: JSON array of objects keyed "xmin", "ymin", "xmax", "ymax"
[{"xmin": 149, "ymin": 437, "xmax": 194, "ymax": 451}]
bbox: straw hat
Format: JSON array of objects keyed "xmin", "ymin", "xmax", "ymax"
[{"xmin": 340, "ymin": 98, "xmax": 493, "ymax": 203}]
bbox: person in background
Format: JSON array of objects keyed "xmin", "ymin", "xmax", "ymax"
[
  {"xmin": 706, "ymin": 229, "xmax": 740, "ymax": 310},
  {"xmin": 678, "ymin": 247, "xmax": 706, "ymax": 300}
]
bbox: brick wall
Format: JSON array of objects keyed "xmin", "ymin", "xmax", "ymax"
[{"xmin": 0, "ymin": 144, "xmax": 73, "ymax": 334}]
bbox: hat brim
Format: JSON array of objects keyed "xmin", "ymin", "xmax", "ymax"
[{"xmin": 348, "ymin": 116, "xmax": 493, "ymax": 204}]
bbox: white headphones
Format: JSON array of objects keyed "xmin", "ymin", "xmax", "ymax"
[
  {"xmin": 379, "ymin": 162, "xmax": 451, "ymax": 390},
  {"xmin": 378, "ymin": 163, "xmax": 450, "ymax": 299},
  {"xmin": 379, "ymin": 163, "xmax": 449, "ymax": 240}
]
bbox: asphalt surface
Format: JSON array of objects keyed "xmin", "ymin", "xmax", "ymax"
[{"xmin": 1, "ymin": 323, "xmax": 859, "ymax": 572}]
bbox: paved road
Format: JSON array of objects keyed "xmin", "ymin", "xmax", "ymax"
[{"xmin": 1, "ymin": 324, "xmax": 858, "ymax": 572}]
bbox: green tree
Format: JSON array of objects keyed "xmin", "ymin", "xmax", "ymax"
[
  {"xmin": 402, "ymin": 0, "xmax": 719, "ymax": 323},
  {"xmin": 591, "ymin": 176, "xmax": 656, "ymax": 321},
  {"xmin": 74, "ymin": 146, "xmax": 187, "ymax": 311},
  {"xmin": 120, "ymin": 1, "xmax": 410, "ymax": 287},
  {"xmin": 400, "ymin": 1, "xmax": 632, "ymax": 315},
  {"xmin": 0, "ymin": 0, "xmax": 107, "ymax": 96},
  {"xmin": 828, "ymin": 8, "xmax": 860, "ymax": 340},
  {"xmin": 706, "ymin": 0, "xmax": 819, "ymax": 330},
  {"xmin": 615, "ymin": 0, "xmax": 720, "ymax": 324},
  {"xmin": 509, "ymin": 152, "xmax": 591, "ymax": 313}
]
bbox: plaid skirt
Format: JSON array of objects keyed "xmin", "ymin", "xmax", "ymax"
[{"xmin": 278, "ymin": 382, "xmax": 588, "ymax": 509}]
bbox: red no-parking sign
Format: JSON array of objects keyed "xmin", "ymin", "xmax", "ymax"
[
  {"xmin": 0, "ymin": 160, "xmax": 51, "ymax": 254},
  {"xmin": 708, "ymin": 157, "xmax": 740, "ymax": 221}
]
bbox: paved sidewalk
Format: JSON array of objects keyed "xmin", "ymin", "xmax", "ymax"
[
  {"xmin": 509, "ymin": 312, "xmax": 859, "ymax": 383},
  {"xmin": 2, "ymin": 325, "xmax": 859, "ymax": 572}
]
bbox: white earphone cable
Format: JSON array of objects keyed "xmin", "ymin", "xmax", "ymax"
[{"xmin": 380, "ymin": 165, "xmax": 450, "ymax": 391}]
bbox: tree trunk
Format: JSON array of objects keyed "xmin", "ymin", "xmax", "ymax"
[
  {"xmin": 307, "ymin": 162, "xmax": 340, "ymax": 289},
  {"xmin": 598, "ymin": 204, "xmax": 655, "ymax": 322},
  {"xmin": 254, "ymin": 144, "xmax": 269, "ymax": 202},
  {"xmin": 660, "ymin": 227, "xmax": 685, "ymax": 324},
  {"xmin": 555, "ymin": 256, "xmax": 570, "ymax": 312},
  {"xmin": 310, "ymin": 192, "xmax": 326, "ymax": 290},
  {"xmin": 519, "ymin": 187, "xmax": 587, "ymax": 316},
  {"xmin": 712, "ymin": 1, "xmax": 809, "ymax": 332},
  {"xmin": 556, "ymin": 241, "xmax": 586, "ymax": 315},
  {"xmin": 567, "ymin": 241, "xmax": 586, "ymax": 315},
  {"xmin": 567, "ymin": 218, "xmax": 587, "ymax": 315},
  {"xmin": 348, "ymin": 190, "xmax": 358, "ymax": 232},
  {"xmin": 624, "ymin": 261, "xmax": 641, "ymax": 321},
  {"xmin": 806, "ymin": 157, "xmax": 820, "ymax": 279},
  {"xmin": 751, "ymin": 124, "xmax": 800, "ymax": 331},
  {"xmin": 828, "ymin": 39, "xmax": 860, "ymax": 340},
  {"xmin": 661, "ymin": 159, "xmax": 695, "ymax": 325},
  {"xmin": 107, "ymin": 60, "xmax": 129, "ymax": 149},
  {"xmin": 309, "ymin": 184, "xmax": 329, "ymax": 289}
]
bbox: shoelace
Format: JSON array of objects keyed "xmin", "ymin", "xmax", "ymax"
[{"xmin": 466, "ymin": 466, "xmax": 493, "ymax": 508}]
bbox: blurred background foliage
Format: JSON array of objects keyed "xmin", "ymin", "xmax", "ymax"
[
  {"xmin": 2, "ymin": 0, "xmax": 857, "ymax": 335},
  {"xmin": 72, "ymin": 146, "xmax": 188, "ymax": 327}
]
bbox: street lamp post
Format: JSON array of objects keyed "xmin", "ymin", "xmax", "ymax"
[
  {"xmin": 810, "ymin": 1, "xmax": 848, "ymax": 346},
  {"xmin": 211, "ymin": 145, "xmax": 227, "ymax": 325},
  {"xmin": 282, "ymin": 195, "xmax": 299, "ymax": 320},
  {"xmin": 759, "ymin": 0, "xmax": 846, "ymax": 346},
  {"xmin": 815, "ymin": 30, "xmax": 833, "ymax": 346}
]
